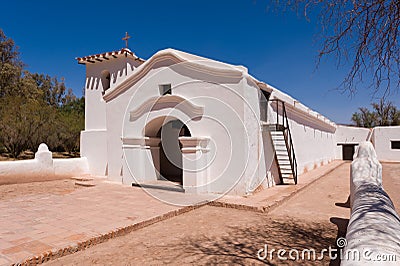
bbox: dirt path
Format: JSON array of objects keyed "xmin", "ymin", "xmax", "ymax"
[{"xmin": 37, "ymin": 162, "xmax": 399, "ymax": 265}]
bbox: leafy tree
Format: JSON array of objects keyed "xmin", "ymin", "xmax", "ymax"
[
  {"xmin": 272, "ymin": 0, "xmax": 400, "ymax": 96},
  {"xmin": 0, "ymin": 96, "xmax": 43, "ymax": 158},
  {"xmin": 0, "ymin": 29, "xmax": 23, "ymax": 97},
  {"xmin": 0, "ymin": 29, "xmax": 85, "ymax": 158},
  {"xmin": 351, "ymin": 108, "xmax": 376, "ymax": 128},
  {"xmin": 351, "ymin": 99, "xmax": 400, "ymax": 128},
  {"xmin": 58, "ymin": 102, "xmax": 85, "ymax": 153}
]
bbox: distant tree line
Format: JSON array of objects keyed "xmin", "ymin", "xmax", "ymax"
[
  {"xmin": 352, "ymin": 99, "xmax": 400, "ymax": 128},
  {"xmin": 0, "ymin": 29, "xmax": 84, "ymax": 158}
]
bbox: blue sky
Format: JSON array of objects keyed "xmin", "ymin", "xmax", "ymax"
[{"xmin": 1, "ymin": 0, "xmax": 398, "ymax": 123}]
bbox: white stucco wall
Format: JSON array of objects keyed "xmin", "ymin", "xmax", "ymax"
[
  {"xmin": 267, "ymin": 89, "xmax": 336, "ymax": 176},
  {"xmin": 79, "ymin": 47, "xmax": 400, "ymax": 196},
  {"xmin": 79, "ymin": 48, "xmax": 346, "ymax": 196},
  {"xmin": 372, "ymin": 126, "xmax": 400, "ymax": 162},
  {"xmin": 81, "ymin": 52, "xmax": 144, "ymax": 176},
  {"xmin": 84, "ymin": 55, "xmax": 143, "ymax": 130},
  {"xmin": 80, "ymin": 129, "xmax": 108, "ymax": 176},
  {"xmin": 334, "ymin": 125, "xmax": 370, "ymax": 159},
  {"xmin": 104, "ymin": 56, "xmax": 253, "ymax": 195},
  {"xmin": 0, "ymin": 144, "xmax": 89, "ymax": 185}
]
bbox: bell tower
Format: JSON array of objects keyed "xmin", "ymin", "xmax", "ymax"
[{"xmin": 76, "ymin": 43, "xmax": 145, "ymax": 175}]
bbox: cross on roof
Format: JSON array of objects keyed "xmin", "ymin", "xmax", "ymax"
[{"xmin": 122, "ymin": 32, "xmax": 131, "ymax": 48}]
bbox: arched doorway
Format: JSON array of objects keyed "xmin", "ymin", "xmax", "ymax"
[{"xmin": 146, "ymin": 118, "xmax": 191, "ymax": 185}]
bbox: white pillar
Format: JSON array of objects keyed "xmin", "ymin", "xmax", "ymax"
[
  {"xmin": 121, "ymin": 137, "xmax": 161, "ymax": 184},
  {"xmin": 179, "ymin": 137, "xmax": 210, "ymax": 194},
  {"xmin": 146, "ymin": 137, "xmax": 161, "ymax": 180}
]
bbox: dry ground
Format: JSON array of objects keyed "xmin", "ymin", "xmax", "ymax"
[
  {"xmin": 0, "ymin": 179, "xmax": 81, "ymax": 201},
  {"xmin": 0, "ymin": 162, "xmax": 398, "ymax": 265},
  {"xmin": 44, "ymin": 162, "xmax": 356, "ymax": 266}
]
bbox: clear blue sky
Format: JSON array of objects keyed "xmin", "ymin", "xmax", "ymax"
[{"xmin": 1, "ymin": 0, "xmax": 398, "ymax": 124}]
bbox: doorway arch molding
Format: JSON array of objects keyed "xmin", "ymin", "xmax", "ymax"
[
  {"xmin": 129, "ymin": 95, "xmax": 204, "ymax": 122},
  {"xmin": 122, "ymin": 113, "xmax": 210, "ymax": 193}
]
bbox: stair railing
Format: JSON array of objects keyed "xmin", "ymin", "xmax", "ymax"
[{"xmin": 270, "ymin": 99, "xmax": 298, "ymax": 184}]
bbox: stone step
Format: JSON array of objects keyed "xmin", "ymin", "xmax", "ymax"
[
  {"xmin": 276, "ymin": 152, "xmax": 289, "ymax": 155},
  {"xmin": 276, "ymin": 156, "xmax": 290, "ymax": 160},
  {"xmin": 282, "ymin": 177, "xmax": 296, "ymax": 185},
  {"xmin": 71, "ymin": 176, "xmax": 94, "ymax": 182},
  {"xmin": 132, "ymin": 180, "xmax": 185, "ymax": 193},
  {"xmin": 280, "ymin": 170, "xmax": 294, "ymax": 174},
  {"xmin": 75, "ymin": 181, "xmax": 96, "ymax": 187}
]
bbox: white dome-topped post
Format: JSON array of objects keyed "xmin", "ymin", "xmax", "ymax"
[{"xmin": 34, "ymin": 143, "xmax": 53, "ymax": 167}]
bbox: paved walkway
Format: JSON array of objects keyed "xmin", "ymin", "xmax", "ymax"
[
  {"xmin": 213, "ymin": 160, "xmax": 345, "ymax": 212},
  {"xmin": 44, "ymin": 161, "xmax": 355, "ymax": 265},
  {"xmin": 0, "ymin": 182, "xmax": 210, "ymax": 265},
  {"xmin": 0, "ymin": 160, "xmax": 361, "ymax": 265}
]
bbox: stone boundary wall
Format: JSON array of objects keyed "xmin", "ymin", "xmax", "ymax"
[
  {"xmin": 0, "ymin": 143, "xmax": 89, "ymax": 185},
  {"xmin": 342, "ymin": 141, "xmax": 400, "ymax": 265}
]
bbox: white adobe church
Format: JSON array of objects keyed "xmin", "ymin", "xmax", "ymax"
[{"xmin": 77, "ymin": 43, "xmax": 400, "ymax": 196}]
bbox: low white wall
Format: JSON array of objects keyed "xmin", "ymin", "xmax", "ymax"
[
  {"xmin": 372, "ymin": 126, "xmax": 400, "ymax": 162},
  {"xmin": 53, "ymin": 158, "xmax": 90, "ymax": 177},
  {"xmin": 343, "ymin": 142, "xmax": 400, "ymax": 265},
  {"xmin": 80, "ymin": 129, "xmax": 108, "ymax": 176},
  {"xmin": 0, "ymin": 144, "xmax": 90, "ymax": 185}
]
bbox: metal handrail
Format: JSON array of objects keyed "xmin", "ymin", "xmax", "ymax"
[{"xmin": 270, "ymin": 99, "xmax": 298, "ymax": 184}]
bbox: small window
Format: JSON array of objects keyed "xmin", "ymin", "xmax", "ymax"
[
  {"xmin": 391, "ymin": 141, "xmax": 400, "ymax": 149},
  {"xmin": 159, "ymin": 84, "xmax": 172, "ymax": 95}
]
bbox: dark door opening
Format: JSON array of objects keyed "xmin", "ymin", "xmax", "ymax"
[
  {"xmin": 342, "ymin": 144, "xmax": 356, "ymax": 161},
  {"xmin": 157, "ymin": 120, "xmax": 191, "ymax": 185}
]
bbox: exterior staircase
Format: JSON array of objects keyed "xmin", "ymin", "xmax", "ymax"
[{"xmin": 267, "ymin": 99, "xmax": 298, "ymax": 185}]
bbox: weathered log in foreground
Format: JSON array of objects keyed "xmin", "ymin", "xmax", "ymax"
[{"xmin": 343, "ymin": 141, "xmax": 400, "ymax": 265}]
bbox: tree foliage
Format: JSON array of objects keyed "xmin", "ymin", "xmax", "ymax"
[
  {"xmin": 0, "ymin": 29, "xmax": 23, "ymax": 98},
  {"xmin": 272, "ymin": 0, "xmax": 400, "ymax": 96},
  {"xmin": 351, "ymin": 99, "xmax": 400, "ymax": 128},
  {"xmin": 0, "ymin": 29, "xmax": 84, "ymax": 158}
]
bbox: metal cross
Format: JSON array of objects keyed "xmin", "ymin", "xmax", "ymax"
[{"xmin": 122, "ymin": 32, "xmax": 131, "ymax": 48}]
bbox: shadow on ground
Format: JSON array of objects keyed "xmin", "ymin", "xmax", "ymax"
[
  {"xmin": 335, "ymin": 195, "xmax": 350, "ymax": 209},
  {"xmin": 152, "ymin": 217, "xmax": 336, "ymax": 265},
  {"xmin": 329, "ymin": 196, "xmax": 351, "ymax": 266}
]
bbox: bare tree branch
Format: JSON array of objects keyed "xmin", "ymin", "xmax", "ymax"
[{"xmin": 271, "ymin": 0, "xmax": 400, "ymax": 97}]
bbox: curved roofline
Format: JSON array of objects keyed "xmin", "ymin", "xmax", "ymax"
[{"xmin": 103, "ymin": 48, "xmax": 246, "ymax": 101}]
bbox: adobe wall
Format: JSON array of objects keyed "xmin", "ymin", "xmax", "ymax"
[
  {"xmin": 334, "ymin": 125, "xmax": 370, "ymax": 159},
  {"xmin": 268, "ymin": 89, "xmax": 337, "ymax": 176},
  {"xmin": 0, "ymin": 144, "xmax": 89, "ymax": 185},
  {"xmin": 372, "ymin": 126, "xmax": 400, "ymax": 162}
]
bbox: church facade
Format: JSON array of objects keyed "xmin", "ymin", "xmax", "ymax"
[{"xmin": 77, "ymin": 47, "xmax": 399, "ymax": 196}]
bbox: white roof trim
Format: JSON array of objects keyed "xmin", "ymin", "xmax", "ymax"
[{"xmin": 103, "ymin": 48, "xmax": 246, "ymax": 101}]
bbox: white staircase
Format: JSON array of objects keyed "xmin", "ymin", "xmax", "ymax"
[
  {"xmin": 267, "ymin": 99, "xmax": 298, "ymax": 185},
  {"xmin": 270, "ymin": 130, "xmax": 295, "ymax": 184}
]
